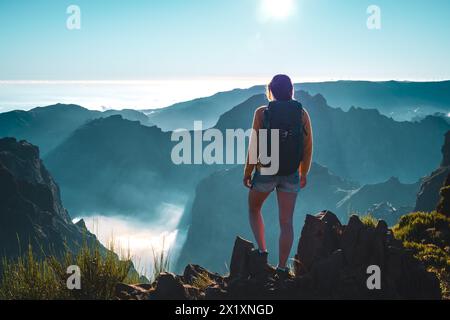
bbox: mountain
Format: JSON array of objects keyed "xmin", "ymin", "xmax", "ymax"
[
  {"xmin": 298, "ymin": 81, "xmax": 450, "ymax": 121},
  {"xmin": 415, "ymin": 131, "xmax": 450, "ymax": 212},
  {"xmin": 215, "ymin": 91, "xmax": 450, "ymax": 184},
  {"xmin": 146, "ymin": 81, "xmax": 450, "ymax": 131},
  {"xmin": 336, "ymin": 177, "xmax": 420, "ymax": 219},
  {"xmin": 0, "ymin": 104, "xmax": 152, "ymax": 155},
  {"xmin": 44, "ymin": 115, "xmax": 200, "ymax": 217},
  {"xmin": 145, "ymin": 87, "xmax": 263, "ymax": 131},
  {"xmin": 175, "ymin": 163, "xmax": 358, "ymax": 274},
  {"xmin": 0, "ymin": 137, "xmax": 104, "ymax": 259}
]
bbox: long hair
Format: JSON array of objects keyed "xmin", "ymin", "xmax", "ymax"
[{"xmin": 266, "ymin": 74, "xmax": 294, "ymax": 102}]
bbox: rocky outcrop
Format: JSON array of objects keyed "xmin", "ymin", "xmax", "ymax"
[
  {"xmin": 415, "ymin": 131, "xmax": 450, "ymax": 212},
  {"xmin": 0, "ymin": 137, "xmax": 105, "ymax": 260},
  {"xmin": 118, "ymin": 211, "xmax": 441, "ymax": 300},
  {"xmin": 437, "ymin": 174, "xmax": 450, "ymax": 216}
]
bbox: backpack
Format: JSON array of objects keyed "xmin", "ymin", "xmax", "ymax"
[{"xmin": 261, "ymin": 100, "xmax": 304, "ymax": 176}]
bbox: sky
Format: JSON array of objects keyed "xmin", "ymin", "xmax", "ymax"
[{"xmin": 0, "ymin": 0, "xmax": 449, "ymax": 81}]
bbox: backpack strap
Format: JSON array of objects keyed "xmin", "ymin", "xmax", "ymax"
[{"xmin": 262, "ymin": 104, "xmax": 272, "ymax": 159}]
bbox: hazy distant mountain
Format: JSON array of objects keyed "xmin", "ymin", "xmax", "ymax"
[
  {"xmin": 146, "ymin": 81, "xmax": 450, "ymax": 131},
  {"xmin": 0, "ymin": 137, "xmax": 105, "ymax": 259},
  {"xmin": 215, "ymin": 91, "xmax": 450, "ymax": 184},
  {"xmin": 298, "ymin": 81, "xmax": 450, "ymax": 121},
  {"xmin": 176, "ymin": 163, "xmax": 358, "ymax": 273},
  {"xmin": 144, "ymin": 87, "xmax": 263, "ymax": 131},
  {"xmin": 0, "ymin": 104, "xmax": 152, "ymax": 155},
  {"xmin": 336, "ymin": 177, "xmax": 420, "ymax": 216},
  {"xmin": 102, "ymin": 109, "xmax": 153, "ymax": 126},
  {"xmin": 44, "ymin": 115, "xmax": 200, "ymax": 217}
]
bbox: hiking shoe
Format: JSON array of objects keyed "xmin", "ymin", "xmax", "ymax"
[
  {"xmin": 248, "ymin": 249, "xmax": 269, "ymax": 278},
  {"xmin": 275, "ymin": 267, "xmax": 292, "ymax": 281}
]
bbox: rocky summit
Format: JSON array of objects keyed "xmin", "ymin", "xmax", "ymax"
[{"xmin": 116, "ymin": 211, "xmax": 441, "ymax": 300}]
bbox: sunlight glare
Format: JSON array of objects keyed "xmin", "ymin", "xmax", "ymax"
[{"xmin": 261, "ymin": 0, "xmax": 295, "ymax": 20}]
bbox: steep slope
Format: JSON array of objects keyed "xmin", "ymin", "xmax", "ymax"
[
  {"xmin": 0, "ymin": 138, "xmax": 103, "ymax": 259},
  {"xmin": 415, "ymin": 131, "xmax": 450, "ymax": 212},
  {"xmin": 0, "ymin": 104, "xmax": 152, "ymax": 155},
  {"xmin": 175, "ymin": 163, "xmax": 358, "ymax": 273},
  {"xmin": 215, "ymin": 91, "xmax": 450, "ymax": 184}
]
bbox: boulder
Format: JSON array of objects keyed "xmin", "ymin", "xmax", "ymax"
[
  {"xmin": 294, "ymin": 211, "xmax": 342, "ymax": 275},
  {"xmin": 152, "ymin": 272, "xmax": 188, "ymax": 300},
  {"xmin": 229, "ymin": 236, "xmax": 254, "ymax": 279}
]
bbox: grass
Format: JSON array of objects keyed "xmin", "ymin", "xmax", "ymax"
[
  {"xmin": 151, "ymin": 238, "xmax": 171, "ymax": 283},
  {"xmin": 360, "ymin": 213, "xmax": 378, "ymax": 228},
  {"xmin": 393, "ymin": 211, "xmax": 450, "ymax": 299},
  {"xmin": 191, "ymin": 271, "xmax": 215, "ymax": 290},
  {"xmin": 0, "ymin": 242, "xmax": 136, "ymax": 300}
]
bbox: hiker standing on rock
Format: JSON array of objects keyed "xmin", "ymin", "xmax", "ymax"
[{"xmin": 243, "ymin": 74, "xmax": 313, "ymax": 279}]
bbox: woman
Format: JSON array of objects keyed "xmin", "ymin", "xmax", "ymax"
[{"xmin": 243, "ymin": 74, "xmax": 313, "ymax": 278}]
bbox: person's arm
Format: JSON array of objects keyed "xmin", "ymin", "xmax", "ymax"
[
  {"xmin": 243, "ymin": 108, "xmax": 263, "ymax": 187},
  {"xmin": 299, "ymin": 109, "xmax": 313, "ymax": 186}
]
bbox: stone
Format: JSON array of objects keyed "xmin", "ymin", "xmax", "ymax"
[
  {"xmin": 153, "ymin": 272, "xmax": 188, "ymax": 300},
  {"xmin": 229, "ymin": 236, "xmax": 254, "ymax": 279},
  {"xmin": 295, "ymin": 211, "xmax": 341, "ymax": 275}
]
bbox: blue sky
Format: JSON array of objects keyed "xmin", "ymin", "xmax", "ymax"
[{"xmin": 0, "ymin": 0, "xmax": 449, "ymax": 80}]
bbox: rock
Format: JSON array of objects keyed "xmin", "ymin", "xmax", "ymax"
[
  {"xmin": 205, "ymin": 285, "xmax": 227, "ymax": 300},
  {"xmin": 183, "ymin": 284, "xmax": 202, "ymax": 300},
  {"xmin": 229, "ymin": 236, "xmax": 254, "ymax": 279},
  {"xmin": 294, "ymin": 211, "xmax": 342, "ymax": 275},
  {"xmin": 153, "ymin": 272, "xmax": 188, "ymax": 300},
  {"xmin": 183, "ymin": 264, "xmax": 223, "ymax": 285},
  {"xmin": 248, "ymin": 249, "xmax": 269, "ymax": 279},
  {"xmin": 123, "ymin": 211, "xmax": 442, "ymax": 300},
  {"xmin": 115, "ymin": 283, "xmax": 150, "ymax": 300},
  {"xmin": 310, "ymin": 249, "xmax": 345, "ymax": 297},
  {"xmin": 416, "ymin": 131, "xmax": 450, "ymax": 212},
  {"xmin": 437, "ymin": 174, "xmax": 450, "ymax": 216},
  {"xmin": 0, "ymin": 138, "xmax": 111, "ymax": 260}
]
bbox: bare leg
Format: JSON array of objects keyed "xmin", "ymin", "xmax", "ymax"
[
  {"xmin": 276, "ymin": 191, "xmax": 298, "ymax": 269},
  {"xmin": 248, "ymin": 189, "xmax": 271, "ymax": 252}
]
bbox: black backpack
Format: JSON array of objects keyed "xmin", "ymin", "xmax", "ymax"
[{"xmin": 260, "ymin": 100, "xmax": 304, "ymax": 176}]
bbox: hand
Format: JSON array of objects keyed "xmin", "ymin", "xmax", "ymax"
[
  {"xmin": 243, "ymin": 175, "xmax": 252, "ymax": 189},
  {"xmin": 300, "ymin": 175, "xmax": 307, "ymax": 189}
]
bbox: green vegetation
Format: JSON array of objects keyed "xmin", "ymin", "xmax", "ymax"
[
  {"xmin": 0, "ymin": 243, "xmax": 136, "ymax": 300},
  {"xmin": 393, "ymin": 211, "xmax": 450, "ymax": 299},
  {"xmin": 191, "ymin": 272, "xmax": 214, "ymax": 290},
  {"xmin": 360, "ymin": 213, "xmax": 378, "ymax": 228}
]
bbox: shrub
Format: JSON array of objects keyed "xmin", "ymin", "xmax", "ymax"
[
  {"xmin": 360, "ymin": 213, "xmax": 378, "ymax": 228},
  {"xmin": 393, "ymin": 211, "xmax": 450, "ymax": 299}
]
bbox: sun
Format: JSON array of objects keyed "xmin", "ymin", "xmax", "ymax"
[{"xmin": 261, "ymin": 0, "xmax": 295, "ymax": 20}]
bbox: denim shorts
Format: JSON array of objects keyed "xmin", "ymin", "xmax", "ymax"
[{"xmin": 251, "ymin": 170, "xmax": 300, "ymax": 194}]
